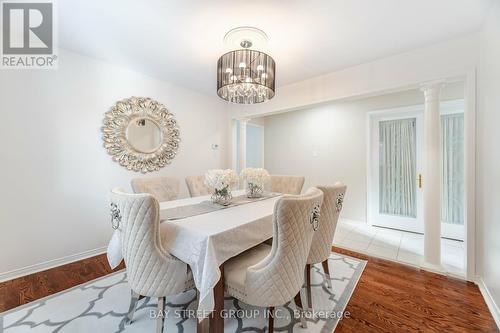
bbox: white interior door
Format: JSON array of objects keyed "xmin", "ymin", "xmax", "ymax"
[
  {"xmin": 246, "ymin": 124, "xmax": 264, "ymax": 168},
  {"xmin": 369, "ymin": 103, "xmax": 465, "ymax": 240},
  {"xmin": 232, "ymin": 121, "xmax": 265, "ymax": 174},
  {"xmin": 369, "ymin": 108, "xmax": 424, "ymax": 233}
]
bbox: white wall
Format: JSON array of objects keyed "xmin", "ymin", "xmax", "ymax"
[
  {"xmin": 477, "ymin": 0, "xmax": 500, "ymax": 323},
  {"xmin": 0, "ymin": 49, "xmax": 228, "ymax": 278},
  {"xmin": 261, "ymin": 84, "xmax": 463, "ymax": 222},
  {"xmin": 230, "ymin": 34, "xmax": 477, "ymax": 119}
]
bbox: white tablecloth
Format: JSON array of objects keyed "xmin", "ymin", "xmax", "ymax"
[
  {"xmin": 159, "ymin": 190, "xmax": 280, "ymax": 317},
  {"xmin": 107, "ymin": 190, "xmax": 280, "ymax": 318}
]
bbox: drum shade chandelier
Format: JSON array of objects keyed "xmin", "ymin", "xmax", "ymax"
[{"xmin": 217, "ymin": 27, "xmax": 276, "ymax": 104}]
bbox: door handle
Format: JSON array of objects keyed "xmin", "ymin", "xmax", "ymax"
[{"xmin": 418, "ymin": 174, "xmax": 422, "ymax": 188}]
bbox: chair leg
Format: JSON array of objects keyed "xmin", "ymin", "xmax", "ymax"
[
  {"xmin": 305, "ymin": 264, "xmax": 312, "ymax": 309},
  {"xmin": 268, "ymin": 307, "xmax": 275, "ymax": 333},
  {"xmin": 156, "ymin": 297, "xmax": 166, "ymax": 333},
  {"xmin": 126, "ymin": 290, "xmax": 140, "ymax": 325},
  {"xmin": 322, "ymin": 259, "xmax": 332, "ymax": 289},
  {"xmin": 294, "ymin": 290, "xmax": 308, "ymax": 328}
]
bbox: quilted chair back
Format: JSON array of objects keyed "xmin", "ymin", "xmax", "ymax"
[
  {"xmin": 270, "ymin": 175, "xmax": 305, "ymax": 195},
  {"xmin": 245, "ymin": 187, "xmax": 324, "ymax": 307},
  {"xmin": 307, "ymin": 182, "xmax": 347, "ymax": 265},
  {"xmin": 131, "ymin": 176, "xmax": 180, "ymax": 202},
  {"xmin": 110, "ymin": 189, "xmax": 189, "ymax": 297},
  {"xmin": 185, "ymin": 175, "xmax": 211, "ymax": 197}
]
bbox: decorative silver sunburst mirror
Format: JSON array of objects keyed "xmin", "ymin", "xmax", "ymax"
[{"xmin": 101, "ymin": 96, "xmax": 180, "ymax": 173}]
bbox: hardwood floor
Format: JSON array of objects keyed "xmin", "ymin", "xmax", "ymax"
[
  {"xmin": 0, "ymin": 249, "xmax": 497, "ymax": 332},
  {"xmin": 334, "ymin": 247, "xmax": 498, "ymax": 333},
  {"xmin": 0, "ymin": 254, "xmax": 124, "ymax": 313}
]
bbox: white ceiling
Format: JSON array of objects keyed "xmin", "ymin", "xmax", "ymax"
[{"xmin": 59, "ymin": 0, "xmax": 490, "ymax": 95}]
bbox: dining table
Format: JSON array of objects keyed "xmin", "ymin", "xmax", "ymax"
[{"xmin": 158, "ymin": 190, "xmax": 282, "ymax": 333}]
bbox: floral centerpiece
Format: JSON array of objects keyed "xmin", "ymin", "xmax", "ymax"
[
  {"xmin": 204, "ymin": 169, "xmax": 239, "ymax": 205},
  {"xmin": 240, "ymin": 168, "xmax": 270, "ymax": 198}
]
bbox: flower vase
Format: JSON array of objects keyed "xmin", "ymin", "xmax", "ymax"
[
  {"xmin": 211, "ymin": 186, "xmax": 232, "ymax": 206},
  {"xmin": 246, "ymin": 182, "xmax": 263, "ymax": 198}
]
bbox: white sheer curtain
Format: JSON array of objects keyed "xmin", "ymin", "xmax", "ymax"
[
  {"xmin": 379, "ymin": 118, "xmax": 417, "ymax": 217},
  {"xmin": 441, "ymin": 113, "xmax": 464, "ymax": 225}
]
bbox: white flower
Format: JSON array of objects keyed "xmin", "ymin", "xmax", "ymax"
[
  {"xmin": 240, "ymin": 168, "xmax": 270, "ymax": 188},
  {"xmin": 204, "ymin": 169, "xmax": 239, "ymax": 191}
]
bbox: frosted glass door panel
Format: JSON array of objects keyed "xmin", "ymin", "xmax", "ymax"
[{"xmin": 379, "ymin": 118, "xmax": 417, "ymax": 218}]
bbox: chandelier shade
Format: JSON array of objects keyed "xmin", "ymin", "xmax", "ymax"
[{"xmin": 217, "ymin": 49, "xmax": 275, "ymax": 104}]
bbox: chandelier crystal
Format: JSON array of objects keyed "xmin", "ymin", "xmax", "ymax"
[{"xmin": 217, "ymin": 45, "xmax": 275, "ymax": 104}]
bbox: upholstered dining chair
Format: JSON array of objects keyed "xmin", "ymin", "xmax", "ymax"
[
  {"xmin": 269, "ymin": 175, "xmax": 305, "ymax": 195},
  {"xmin": 131, "ymin": 176, "xmax": 180, "ymax": 202},
  {"xmin": 224, "ymin": 187, "xmax": 324, "ymax": 333},
  {"xmin": 304, "ymin": 182, "xmax": 347, "ymax": 309},
  {"xmin": 185, "ymin": 175, "xmax": 211, "ymax": 197},
  {"xmin": 109, "ymin": 189, "xmax": 194, "ymax": 333}
]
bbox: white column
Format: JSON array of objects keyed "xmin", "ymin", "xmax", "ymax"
[
  {"xmin": 420, "ymin": 81, "xmax": 445, "ymax": 274},
  {"xmin": 238, "ymin": 119, "xmax": 249, "ymax": 172}
]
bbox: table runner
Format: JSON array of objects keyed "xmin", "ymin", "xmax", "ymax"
[{"xmin": 162, "ymin": 193, "xmax": 279, "ymax": 220}]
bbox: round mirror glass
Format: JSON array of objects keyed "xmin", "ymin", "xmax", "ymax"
[{"xmin": 126, "ymin": 118, "xmax": 163, "ymax": 153}]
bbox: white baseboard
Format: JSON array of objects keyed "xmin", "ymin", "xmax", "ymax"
[
  {"xmin": 0, "ymin": 247, "xmax": 107, "ymax": 283},
  {"xmin": 476, "ymin": 277, "xmax": 500, "ymax": 329}
]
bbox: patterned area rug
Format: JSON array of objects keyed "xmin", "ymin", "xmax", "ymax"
[{"xmin": 0, "ymin": 253, "xmax": 366, "ymax": 333}]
